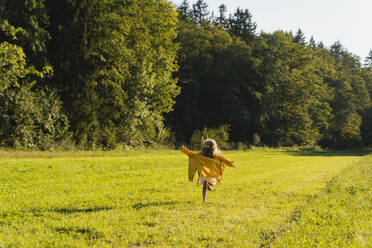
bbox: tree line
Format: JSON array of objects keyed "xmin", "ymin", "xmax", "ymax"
[{"xmin": 0, "ymin": 0, "xmax": 371, "ymax": 150}]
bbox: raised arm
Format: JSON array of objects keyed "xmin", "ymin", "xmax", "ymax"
[{"xmin": 180, "ymin": 146, "xmax": 197, "ymax": 156}]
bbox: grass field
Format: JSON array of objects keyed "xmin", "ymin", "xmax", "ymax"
[{"xmin": 0, "ymin": 149, "xmax": 370, "ymax": 247}]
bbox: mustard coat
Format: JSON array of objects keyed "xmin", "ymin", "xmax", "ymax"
[{"xmin": 180, "ymin": 146, "xmax": 235, "ymax": 184}]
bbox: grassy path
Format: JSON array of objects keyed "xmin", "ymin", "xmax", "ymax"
[
  {"xmin": 272, "ymin": 154, "xmax": 371, "ymax": 248},
  {"xmin": 0, "ymin": 150, "xmax": 368, "ymax": 247}
]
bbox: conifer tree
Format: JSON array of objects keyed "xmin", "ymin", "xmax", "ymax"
[
  {"xmin": 216, "ymin": 4, "xmax": 227, "ymax": 27},
  {"xmin": 192, "ymin": 0, "xmax": 209, "ymax": 24},
  {"xmin": 293, "ymin": 28, "xmax": 306, "ymax": 45},
  {"xmin": 330, "ymin": 41, "xmax": 344, "ymax": 58},
  {"xmin": 227, "ymin": 7, "xmax": 256, "ymax": 42},
  {"xmin": 317, "ymin": 41, "xmax": 325, "ymax": 48},
  {"xmin": 309, "ymin": 36, "xmax": 316, "ymax": 49},
  {"xmin": 365, "ymin": 49, "xmax": 372, "ymax": 68},
  {"xmin": 177, "ymin": 0, "xmax": 192, "ymax": 21}
]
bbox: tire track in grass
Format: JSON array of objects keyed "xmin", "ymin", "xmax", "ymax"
[{"xmin": 261, "ymin": 155, "xmax": 372, "ymax": 248}]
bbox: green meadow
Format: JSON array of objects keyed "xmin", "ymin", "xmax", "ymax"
[{"xmin": 0, "ymin": 150, "xmax": 370, "ymax": 247}]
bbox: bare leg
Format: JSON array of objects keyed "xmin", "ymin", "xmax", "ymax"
[{"xmin": 203, "ymin": 181, "xmax": 207, "ymax": 203}]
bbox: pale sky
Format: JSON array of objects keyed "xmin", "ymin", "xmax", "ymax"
[{"xmin": 171, "ymin": 0, "xmax": 372, "ymax": 60}]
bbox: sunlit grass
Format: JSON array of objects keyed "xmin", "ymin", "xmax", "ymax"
[
  {"xmin": 273, "ymin": 155, "xmax": 371, "ymax": 248},
  {"xmin": 0, "ymin": 150, "xmax": 369, "ymax": 247}
]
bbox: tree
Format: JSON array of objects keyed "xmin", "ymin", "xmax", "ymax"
[
  {"xmin": 48, "ymin": 0, "xmax": 179, "ymax": 148},
  {"xmin": 215, "ymin": 4, "xmax": 227, "ymax": 27},
  {"xmin": 309, "ymin": 36, "xmax": 316, "ymax": 49},
  {"xmin": 293, "ymin": 28, "xmax": 306, "ymax": 45},
  {"xmin": 192, "ymin": 0, "xmax": 209, "ymax": 24},
  {"xmin": 330, "ymin": 40, "xmax": 344, "ymax": 58},
  {"xmin": 322, "ymin": 44, "xmax": 371, "ymax": 147},
  {"xmin": 177, "ymin": 0, "xmax": 192, "ymax": 21},
  {"xmin": 167, "ymin": 20, "xmax": 233, "ymax": 142},
  {"xmin": 360, "ymin": 63, "xmax": 372, "ymax": 145},
  {"xmin": 0, "ymin": 0, "xmax": 52, "ymax": 76},
  {"xmin": 227, "ymin": 7, "xmax": 257, "ymax": 43},
  {"xmin": 256, "ymin": 31, "xmax": 332, "ymax": 146},
  {"xmin": 168, "ymin": 17, "xmax": 266, "ymax": 144},
  {"xmin": 317, "ymin": 41, "xmax": 325, "ymax": 48},
  {"xmin": 365, "ymin": 49, "xmax": 372, "ymax": 68},
  {"xmin": 0, "ymin": 2, "xmax": 69, "ymax": 150}
]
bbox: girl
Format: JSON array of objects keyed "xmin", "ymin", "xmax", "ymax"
[{"xmin": 180, "ymin": 139, "xmax": 237, "ymax": 203}]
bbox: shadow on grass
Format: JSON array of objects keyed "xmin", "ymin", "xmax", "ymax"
[
  {"xmin": 132, "ymin": 201, "xmax": 180, "ymax": 210},
  {"xmin": 55, "ymin": 226, "xmax": 104, "ymax": 240},
  {"xmin": 52, "ymin": 206, "xmax": 113, "ymax": 214}
]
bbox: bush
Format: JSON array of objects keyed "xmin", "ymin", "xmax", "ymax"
[
  {"xmin": 190, "ymin": 124, "xmax": 230, "ymax": 150},
  {"xmin": 230, "ymin": 142, "xmax": 250, "ymax": 150},
  {"xmin": 0, "ymin": 86, "xmax": 70, "ymax": 150}
]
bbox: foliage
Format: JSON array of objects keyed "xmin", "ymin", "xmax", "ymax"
[
  {"xmin": 167, "ymin": 18, "xmax": 263, "ymax": 144},
  {"xmin": 322, "ymin": 44, "xmax": 371, "ymax": 147},
  {"xmin": 361, "ymin": 66, "xmax": 372, "ymax": 145},
  {"xmin": 0, "ymin": 0, "xmax": 65, "ymax": 150},
  {"xmin": 0, "ymin": 86, "xmax": 70, "ymax": 150},
  {"xmin": 0, "ymin": 22, "xmax": 69, "ymax": 150},
  {"xmin": 256, "ymin": 31, "xmax": 333, "ymax": 146},
  {"xmin": 191, "ymin": 0, "xmax": 209, "ymax": 24},
  {"xmin": 47, "ymin": 0, "xmax": 179, "ymax": 148},
  {"xmin": 365, "ymin": 49, "xmax": 372, "ymax": 68},
  {"xmin": 169, "ymin": 1, "xmax": 372, "ymax": 148},
  {"xmin": 189, "ymin": 124, "xmax": 230, "ymax": 150},
  {"xmin": 293, "ymin": 28, "xmax": 306, "ymax": 45},
  {"xmin": 226, "ymin": 7, "xmax": 256, "ymax": 43},
  {"xmin": 0, "ymin": 0, "xmax": 52, "ymax": 76},
  {"xmin": 1, "ymin": 0, "xmax": 372, "ymax": 149},
  {"xmin": 0, "ymin": 42, "xmax": 27, "ymax": 90}
]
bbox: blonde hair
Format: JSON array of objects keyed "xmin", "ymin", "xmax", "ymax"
[{"xmin": 201, "ymin": 139, "xmax": 221, "ymax": 158}]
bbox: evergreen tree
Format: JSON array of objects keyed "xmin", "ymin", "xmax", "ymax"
[
  {"xmin": 365, "ymin": 49, "xmax": 372, "ymax": 68},
  {"xmin": 330, "ymin": 40, "xmax": 344, "ymax": 58},
  {"xmin": 177, "ymin": 0, "xmax": 192, "ymax": 21},
  {"xmin": 192, "ymin": 0, "xmax": 209, "ymax": 24},
  {"xmin": 317, "ymin": 41, "xmax": 325, "ymax": 48},
  {"xmin": 293, "ymin": 28, "xmax": 306, "ymax": 45},
  {"xmin": 227, "ymin": 7, "xmax": 256, "ymax": 42},
  {"xmin": 215, "ymin": 4, "xmax": 227, "ymax": 27},
  {"xmin": 309, "ymin": 36, "xmax": 316, "ymax": 49}
]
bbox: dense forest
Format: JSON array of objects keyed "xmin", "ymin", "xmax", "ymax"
[{"xmin": 0, "ymin": 0, "xmax": 371, "ymax": 150}]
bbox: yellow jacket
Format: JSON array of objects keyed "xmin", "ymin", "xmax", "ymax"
[{"xmin": 180, "ymin": 146, "xmax": 235, "ymax": 184}]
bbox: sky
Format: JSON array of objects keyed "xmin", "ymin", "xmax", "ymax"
[{"xmin": 171, "ymin": 0, "xmax": 372, "ymax": 60}]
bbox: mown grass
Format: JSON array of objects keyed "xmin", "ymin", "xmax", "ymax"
[
  {"xmin": 0, "ymin": 150, "xmax": 370, "ymax": 247},
  {"xmin": 272, "ymin": 154, "xmax": 372, "ymax": 248}
]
